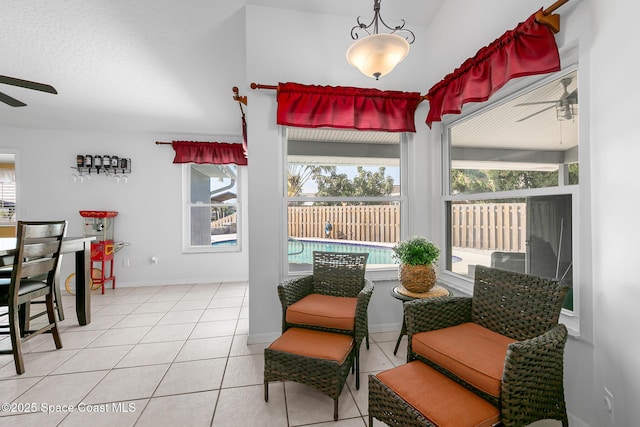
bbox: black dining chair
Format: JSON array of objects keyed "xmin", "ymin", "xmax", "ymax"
[{"xmin": 0, "ymin": 221, "xmax": 67, "ymax": 374}]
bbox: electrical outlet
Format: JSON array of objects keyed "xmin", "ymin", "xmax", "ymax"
[
  {"xmin": 603, "ymin": 387, "xmax": 614, "ymax": 421},
  {"xmin": 123, "ymin": 258, "xmax": 130, "ymax": 267}
]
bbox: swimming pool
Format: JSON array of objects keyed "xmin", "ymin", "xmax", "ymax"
[
  {"xmin": 288, "ymin": 239, "xmax": 396, "ymax": 265},
  {"xmin": 213, "ymin": 238, "xmax": 462, "ymax": 266}
]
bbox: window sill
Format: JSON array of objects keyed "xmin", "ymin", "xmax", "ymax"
[{"xmin": 182, "ymin": 246, "xmax": 241, "ymax": 254}]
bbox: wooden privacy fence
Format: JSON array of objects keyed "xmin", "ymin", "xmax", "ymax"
[
  {"xmin": 288, "ymin": 205, "xmax": 400, "ymax": 243},
  {"xmin": 287, "ymin": 203, "xmax": 527, "ymax": 251},
  {"xmin": 451, "ymin": 203, "xmax": 526, "ymax": 252},
  {"xmin": 211, "ymin": 213, "xmax": 237, "ymax": 228}
]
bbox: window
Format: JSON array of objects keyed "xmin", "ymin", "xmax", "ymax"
[
  {"xmin": 285, "ymin": 128, "xmax": 406, "ymax": 273},
  {"xmin": 443, "ymin": 69, "xmax": 579, "ymax": 312},
  {"xmin": 0, "ymin": 156, "xmax": 16, "ymax": 226},
  {"xmin": 183, "ymin": 164, "xmax": 240, "ymax": 252}
]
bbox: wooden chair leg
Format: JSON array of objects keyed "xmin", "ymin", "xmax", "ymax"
[
  {"xmin": 18, "ymin": 304, "xmax": 27, "ymax": 337},
  {"xmin": 46, "ymin": 294, "xmax": 62, "ymax": 349},
  {"xmin": 333, "ymin": 398, "xmax": 339, "ymax": 421},
  {"xmin": 264, "ymin": 381, "xmax": 269, "ymax": 402},
  {"xmin": 9, "ymin": 306, "xmax": 25, "ymax": 375},
  {"xmin": 355, "ymin": 350, "xmax": 360, "ymax": 390},
  {"xmin": 53, "ymin": 274, "xmax": 65, "ymax": 321}
]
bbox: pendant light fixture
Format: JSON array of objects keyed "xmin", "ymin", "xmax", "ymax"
[{"xmin": 346, "ymin": 0, "xmax": 415, "ymax": 80}]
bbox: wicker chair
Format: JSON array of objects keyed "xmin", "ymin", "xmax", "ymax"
[
  {"xmin": 400, "ymin": 265, "xmax": 571, "ymax": 427},
  {"xmin": 277, "ymin": 251, "xmax": 373, "ymax": 388}
]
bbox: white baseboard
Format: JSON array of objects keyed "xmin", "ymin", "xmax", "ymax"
[
  {"xmin": 568, "ymin": 413, "xmax": 590, "ymax": 427},
  {"xmin": 247, "ymin": 332, "xmax": 281, "ymax": 345}
]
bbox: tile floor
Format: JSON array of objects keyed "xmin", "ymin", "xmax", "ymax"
[{"xmin": 0, "ymin": 282, "xmax": 409, "ymax": 427}]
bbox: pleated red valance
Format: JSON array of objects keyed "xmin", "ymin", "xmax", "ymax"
[
  {"xmin": 172, "ymin": 141, "xmax": 247, "ymax": 166},
  {"xmin": 426, "ymin": 9, "xmax": 561, "ymax": 128},
  {"xmin": 277, "ymin": 82, "xmax": 422, "ymax": 132}
]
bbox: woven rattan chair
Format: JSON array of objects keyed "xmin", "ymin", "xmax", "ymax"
[
  {"xmin": 277, "ymin": 251, "xmax": 373, "ymax": 388},
  {"xmin": 0, "ymin": 221, "xmax": 67, "ymax": 375},
  {"xmin": 395, "ymin": 265, "xmax": 571, "ymax": 427}
]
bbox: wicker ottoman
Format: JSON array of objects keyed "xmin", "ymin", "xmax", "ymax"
[
  {"xmin": 264, "ymin": 327, "xmax": 355, "ymax": 421},
  {"xmin": 369, "ymin": 361, "xmax": 500, "ymax": 427}
]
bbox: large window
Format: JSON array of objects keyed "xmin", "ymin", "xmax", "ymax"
[
  {"xmin": 286, "ymin": 128, "xmax": 406, "ymax": 273},
  {"xmin": 444, "ymin": 69, "xmax": 578, "ymax": 311},
  {"xmin": 183, "ymin": 164, "xmax": 240, "ymax": 252}
]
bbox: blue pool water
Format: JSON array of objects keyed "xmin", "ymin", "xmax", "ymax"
[
  {"xmin": 213, "ymin": 238, "xmax": 462, "ymax": 265},
  {"xmin": 288, "ymin": 239, "xmax": 395, "ymax": 265}
]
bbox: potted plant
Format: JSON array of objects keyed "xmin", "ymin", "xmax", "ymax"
[{"xmin": 392, "ymin": 236, "xmax": 440, "ymax": 293}]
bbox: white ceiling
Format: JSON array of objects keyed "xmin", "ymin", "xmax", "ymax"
[
  {"xmin": 0, "ymin": 0, "xmax": 444, "ymax": 134},
  {"xmin": 247, "ymin": 0, "xmax": 444, "ymax": 27}
]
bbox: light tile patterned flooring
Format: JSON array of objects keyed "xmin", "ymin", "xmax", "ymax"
[{"xmin": 0, "ymin": 282, "xmax": 408, "ymax": 426}]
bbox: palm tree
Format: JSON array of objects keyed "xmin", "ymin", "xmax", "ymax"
[{"xmin": 287, "ymin": 165, "xmax": 335, "ymax": 196}]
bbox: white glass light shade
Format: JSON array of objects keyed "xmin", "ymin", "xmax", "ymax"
[{"xmin": 346, "ymin": 33, "xmax": 410, "ymax": 79}]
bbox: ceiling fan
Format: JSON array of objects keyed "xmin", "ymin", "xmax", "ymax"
[
  {"xmin": 0, "ymin": 75, "xmax": 58, "ymax": 107},
  {"xmin": 515, "ymin": 77, "xmax": 578, "ymax": 122}
]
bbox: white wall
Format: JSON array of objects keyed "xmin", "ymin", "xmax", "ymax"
[
  {"xmin": 589, "ymin": 1, "xmax": 640, "ymax": 426},
  {"xmin": 0, "ymin": 127, "xmax": 249, "ymax": 286}
]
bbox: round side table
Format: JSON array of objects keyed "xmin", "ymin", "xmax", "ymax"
[{"xmin": 390, "ymin": 284, "xmax": 451, "ymax": 355}]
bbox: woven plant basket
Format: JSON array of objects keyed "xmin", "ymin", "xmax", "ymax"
[{"xmin": 399, "ymin": 264, "xmax": 436, "ymax": 293}]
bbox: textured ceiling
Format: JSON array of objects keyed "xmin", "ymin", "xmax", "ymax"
[
  {"xmin": 246, "ymin": 0, "xmax": 444, "ymax": 27},
  {"xmin": 0, "ymin": 0, "xmax": 444, "ymax": 134}
]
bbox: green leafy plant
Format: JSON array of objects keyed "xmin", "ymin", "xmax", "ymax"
[{"xmin": 392, "ymin": 236, "xmax": 440, "ymax": 266}]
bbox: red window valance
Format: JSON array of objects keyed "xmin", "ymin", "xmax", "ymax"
[
  {"xmin": 277, "ymin": 82, "xmax": 422, "ymax": 132},
  {"xmin": 172, "ymin": 141, "xmax": 247, "ymax": 166},
  {"xmin": 426, "ymin": 9, "xmax": 561, "ymax": 128}
]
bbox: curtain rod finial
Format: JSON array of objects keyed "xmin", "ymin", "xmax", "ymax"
[
  {"xmin": 536, "ymin": 10, "xmax": 560, "ymax": 33},
  {"xmin": 232, "ymin": 86, "xmax": 247, "ymax": 105}
]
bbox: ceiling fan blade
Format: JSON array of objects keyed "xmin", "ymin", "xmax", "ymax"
[
  {"xmin": 516, "ymin": 104, "xmax": 555, "ymax": 122},
  {"xmin": 0, "ymin": 91, "xmax": 27, "ymax": 107},
  {"xmin": 515, "ymin": 100, "xmax": 557, "ymax": 106},
  {"xmin": 0, "ymin": 75, "xmax": 58, "ymax": 94}
]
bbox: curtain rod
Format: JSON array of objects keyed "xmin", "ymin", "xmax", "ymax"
[
  {"xmin": 233, "ymin": 86, "xmax": 247, "ymax": 118},
  {"xmin": 536, "ymin": 0, "xmax": 570, "ymax": 33},
  {"xmin": 156, "ymin": 85, "xmax": 248, "ymax": 146},
  {"xmin": 544, "ymin": 0, "xmax": 569, "ymax": 15},
  {"xmin": 250, "ymin": 82, "xmax": 429, "ymax": 101}
]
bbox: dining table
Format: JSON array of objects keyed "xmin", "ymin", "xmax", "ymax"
[{"xmin": 0, "ymin": 236, "xmax": 96, "ymax": 325}]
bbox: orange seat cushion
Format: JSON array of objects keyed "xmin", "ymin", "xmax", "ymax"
[
  {"xmin": 269, "ymin": 328, "xmax": 353, "ymax": 365},
  {"xmin": 376, "ymin": 361, "xmax": 500, "ymax": 427},
  {"xmin": 286, "ymin": 294, "xmax": 358, "ymax": 331},
  {"xmin": 412, "ymin": 322, "xmax": 516, "ymax": 398}
]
